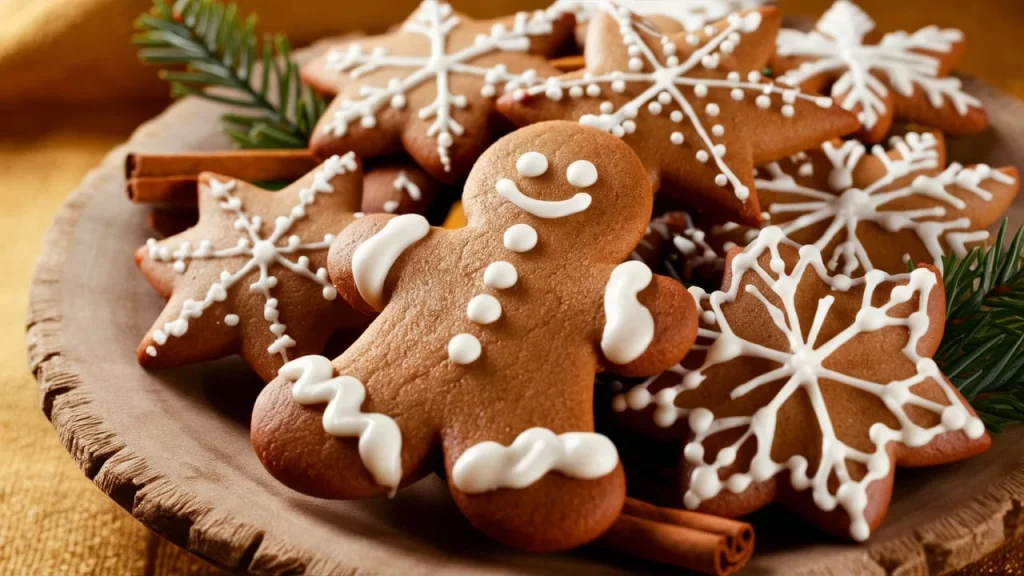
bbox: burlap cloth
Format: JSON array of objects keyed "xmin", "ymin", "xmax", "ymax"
[{"xmin": 2, "ymin": 0, "xmax": 1024, "ymax": 574}]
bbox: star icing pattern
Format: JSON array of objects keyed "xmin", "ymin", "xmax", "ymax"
[
  {"xmin": 726, "ymin": 132, "xmax": 1018, "ymax": 276},
  {"xmin": 500, "ymin": 4, "xmax": 857, "ymax": 225},
  {"xmin": 314, "ymin": 0, "xmax": 565, "ymax": 176},
  {"xmin": 141, "ymin": 153, "xmax": 358, "ymax": 367},
  {"xmin": 612, "ymin": 227, "xmax": 988, "ymax": 541},
  {"xmin": 775, "ymin": 0, "xmax": 984, "ymax": 141}
]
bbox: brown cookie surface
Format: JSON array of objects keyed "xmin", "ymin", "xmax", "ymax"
[
  {"xmin": 612, "ymin": 227, "xmax": 991, "ymax": 541},
  {"xmin": 497, "ymin": 5, "xmax": 860, "ymax": 226},
  {"xmin": 251, "ymin": 121, "xmax": 699, "ymax": 551},
  {"xmin": 774, "ymin": 0, "xmax": 988, "ymax": 143},
  {"xmin": 135, "ymin": 154, "xmax": 368, "ymax": 383},
  {"xmin": 302, "ymin": 1, "xmax": 573, "ymax": 184}
]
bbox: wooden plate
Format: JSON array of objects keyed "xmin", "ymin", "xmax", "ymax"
[{"xmin": 26, "ymin": 75, "xmax": 1024, "ymax": 575}]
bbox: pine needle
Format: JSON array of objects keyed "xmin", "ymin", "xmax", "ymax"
[
  {"xmin": 936, "ymin": 220, "xmax": 1024, "ymax": 431},
  {"xmin": 133, "ymin": 0, "xmax": 326, "ymax": 148}
]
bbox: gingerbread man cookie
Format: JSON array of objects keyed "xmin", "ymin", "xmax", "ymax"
[
  {"xmin": 136, "ymin": 154, "xmax": 368, "ymax": 382},
  {"xmin": 301, "ymin": 0, "xmax": 573, "ymax": 184},
  {"xmin": 498, "ymin": 5, "xmax": 860, "ymax": 226},
  {"xmin": 774, "ymin": 0, "xmax": 987, "ymax": 143},
  {"xmin": 251, "ymin": 121, "xmax": 698, "ymax": 551},
  {"xmin": 702, "ymin": 132, "xmax": 1019, "ymax": 276},
  {"xmin": 612, "ymin": 227, "xmax": 991, "ymax": 541}
]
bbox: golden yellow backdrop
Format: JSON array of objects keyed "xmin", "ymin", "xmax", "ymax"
[{"xmin": 1, "ymin": 1, "xmax": 1022, "ymax": 575}]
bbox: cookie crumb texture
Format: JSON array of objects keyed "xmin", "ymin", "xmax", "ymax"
[{"xmin": 251, "ymin": 122, "xmax": 699, "ymax": 551}]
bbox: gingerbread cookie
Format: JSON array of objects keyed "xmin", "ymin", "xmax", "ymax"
[
  {"xmin": 359, "ymin": 159, "xmax": 444, "ymax": 217},
  {"xmin": 250, "ymin": 121, "xmax": 698, "ymax": 551},
  {"xmin": 632, "ymin": 211, "xmax": 728, "ymax": 287},
  {"xmin": 612, "ymin": 227, "xmax": 991, "ymax": 541},
  {"xmin": 136, "ymin": 154, "xmax": 368, "ymax": 383},
  {"xmin": 301, "ymin": 0, "xmax": 573, "ymax": 184},
  {"xmin": 498, "ymin": 5, "xmax": 860, "ymax": 226},
  {"xmin": 774, "ymin": 0, "xmax": 987, "ymax": 143},
  {"xmin": 703, "ymin": 132, "xmax": 1019, "ymax": 276}
]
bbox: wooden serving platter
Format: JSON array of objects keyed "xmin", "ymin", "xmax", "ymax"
[{"xmin": 26, "ymin": 72, "xmax": 1024, "ymax": 574}]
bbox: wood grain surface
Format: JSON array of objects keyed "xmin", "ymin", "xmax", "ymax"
[{"xmin": 24, "ymin": 53, "xmax": 1024, "ymax": 576}]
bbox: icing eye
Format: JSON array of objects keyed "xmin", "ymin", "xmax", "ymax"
[
  {"xmin": 516, "ymin": 151, "xmax": 548, "ymax": 177},
  {"xmin": 566, "ymin": 160, "xmax": 598, "ymax": 188}
]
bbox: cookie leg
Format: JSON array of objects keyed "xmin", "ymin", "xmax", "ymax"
[
  {"xmin": 251, "ymin": 371, "xmax": 436, "ymax": 499},
  {"xmin": 441, "ymin": 429, "xmax": 626, "ymax": 552}
]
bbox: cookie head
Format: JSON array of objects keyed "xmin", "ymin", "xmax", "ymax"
[{"xmin": 462, "ymin": 121, "xmax": 653, "ymax": 261}]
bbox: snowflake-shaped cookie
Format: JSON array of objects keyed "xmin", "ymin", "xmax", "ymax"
[
  {"xmin": 709, "ymin": 132, "xmax": 1019, "ymax": 276},
  {"xmin": 631, "ymin": 211, "xmax": 727, "ymax": 287},
  {"xmin": 774, "ymin": 0, "xmax": 987, "ymax": 143},
  {"xmin": 301, "ymin": 0, "xmax": 572, "ymax": 183},
  {"xmin": 612, "ymin": 227, "xmax": 991, "ymax": 541},
  {"xmin": 553, "ymin": 0, "xmax": 765, "ymax": 36},
  {"xmin": 136, "ymin": 154, "xmax": 368, "ymax": 382},
  {"xmin": 499, "ymin": 4, "xmax": 858, "ymax": 225}
]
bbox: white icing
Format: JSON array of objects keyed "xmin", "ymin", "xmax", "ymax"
[
  {"xmin": 382, "ymin": 200, "xmax": 399, "ymax": 213},
  {"xmin": 467, "ymin": 294, "xmax": 502, "ymax": 324},
  {"xmin": 281, "ymin": 355, "xmax": 403, "ymax": 493},
  {"xmin": 392, "ymin": 170, "xmax": 422, "ymax": 202},
  {"xmin": 754, "ymin": 132, "xmax": 1016, "ymax": 275},
  {"xmin": 566, "ymin": 160, "xmax": 598, "ymax": 188},
  {"xmin": 615, "ymin": 227, "xmax": 985, "ymax": 541},
  {"xmin": 145, "ymin": 346, "xmax": 157, "ymax": 357},
  {"xmin": 516, "ymin": 151, "xmax": 549, "ymax": 177},
  {"xmin": 496, "ymin": 178, "xmax": 592, "ymax": 218},
  {"xmin": 776, "ymin": 0, "xmax": 981, "ymax": 130},
  {"xmin": 483, "ymin": 261, "xmax": 518, "ymax": 289},
  {"xmin": 551, "ymin": 0, "xmax": 764, "ymax": 33},
  {"xmin": 601, "ymin": 261, "xmax": 656, "ymax": 365},
  {"xmin": 323, "ymin": 1, "xmax": 559, "ymax": 173},
  {"xmin": 143, "ymin": 153, "xmax": 357, "ymax": 362},
  {"xmin": 351, "ymin": 214, "xmax": 431, "ymax": 311},
  {"xmin": 451, "ymin": 427, "xmax": 619, "ymax": 493},
  {"xmin": 448, "ymin": 333, "xmax": 482, "ymax": 364},
  {"xmin": 503, "ymin": 223, "xmax": 538, "ymax": 252},
  {"xmin": 525, "ymin": 3, "xmax": 832, "ymax": 204}
]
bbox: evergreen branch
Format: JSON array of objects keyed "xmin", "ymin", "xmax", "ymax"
[
  {"xmin": 133, "ymin": 0, "xmax": 327, "ymax": 149},
  {"xmin": 935, "ymin": 220, "xmax": 1024, "ymax": 431}
]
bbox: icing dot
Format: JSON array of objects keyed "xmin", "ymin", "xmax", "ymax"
[
  {"xmin": 756, "ymin": 95, "xmax": 771, "ymax": 109},
  {"xmin": 715, "ymin": 174, "xmax": 728, "ymax": 187},
  {"xmin": 696, "ymin": 150, "xmax": 709, "ymax": 163},
  {"xmin": 566, "ymin": 160, "xmax": 598, "ymax": 188},
  {"xmin": 705, "ymin": 103, "xmax": 720, "ymax": 117},
  {"xmin": 600, "ymin": 101, "xmax": 614, "ymax": 114},
  {"xmin": 383, "ymin": 200, "xmax": 399, "ymax": 213},
  {"xmin": 516, "ymin": 152, "xmax": 548, "ymax": 177},
  {"xmin": 712, "ymin": 124, "xmax": 725, "ymax": 137},
  {"xmin": 467, "ymin": 294, "xmax": 502, "ymax": 324},
  {"xmin": 504, "ymin": 224, "xmax": 538, "ymax": 252},
  {"xmin": 145, "ymin": 346, "xmax": 157, "ymax": 357},
  {"xmin": 224, "ymin": 314, "xmax": 240, "ymax": 326},
  {"xmin": 483, "ymin": 261, "xmax": 518, "ymax": 289},
  {"xmin": 694, "ymin": 84, "xmax": 708, "ymax": 98},
  {"xmin": 670, "ymin": 110, "xmax": 683, "ymax": 123},
  {"xmin": 172, "ymin": 261, "xmax": 186, "ymax": 273},
  {"xmin": 782, "ymin": 105, "xmax": 795, "ymax": 118},
  {"xmin": 448, "ymin": 333, "xmax": 482, "ymax": 364},
  {"xmin": 670, "ymin": 132, "xmax": 684, "ymax": 145}
]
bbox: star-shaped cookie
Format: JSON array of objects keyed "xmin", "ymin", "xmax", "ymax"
[
  {"xmin": 612, "ymin": 227, "xmax": 991, "ymax": 541},
  {"xmin": 136, "ymin": 154, "xmax": 368, "ymax": 382},
  {"xmin": 773, "ymin": 0, "xmax": 987, "ymax": 143},
  {"xmin": 697, "ymin": 132, "xmax": 1019, "ymax": 276},
  {"xmin": 498, "ymin": 5, "xmax": 859, "ymax": 226},
  {"xmin": 301, "ymin": 0, "xmax": 573, "ymax": 184}
]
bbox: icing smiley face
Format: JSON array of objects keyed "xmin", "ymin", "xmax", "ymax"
[{"xmin": 250, "ymin": 121, "xmax": 698, "ymax": 552}]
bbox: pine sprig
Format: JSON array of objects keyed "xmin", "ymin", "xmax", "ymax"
[
  {"xmin": 936, "ymin": 221, "xmax": 1024, "ymax": 431},
  {"xmin": 133, "ymin": 0, "xmax": 326, "ymax": 148}
]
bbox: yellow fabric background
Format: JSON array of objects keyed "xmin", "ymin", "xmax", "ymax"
[{"xmin": 1, "ymin": 1, "xmax": 1022, "ymax": 575}]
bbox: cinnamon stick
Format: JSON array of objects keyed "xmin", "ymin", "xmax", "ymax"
[
  {"xmin": 127, "ymin": 176, "xmax": 198, "ymax": 205},
  {"xmin": 550, "ymin": 55, "xmax": 585, "ymax": 72},
  {"xmin": 126, "ymin": 149, "xmax": 318, "ymax": 180},
  {"xmin": 147, "ymin": 209, "xmax": 197, "ymax": 237},
  {"xmin": 596, "ymin": 498, "xmax": 754, "ymax": 576}
]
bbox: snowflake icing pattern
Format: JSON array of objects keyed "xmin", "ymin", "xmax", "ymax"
[
  {"xmin": 144, "ymin": 153, "xmax": 357, "ymax": 361},
  {"xmin": 776, "ymin": 0, "xmax": 981, "ymax": 131},
  {"xmin": 552, "ymin": 0, "xmax": 761, "ymax": 33},
  {"xmin": 521, "ymin": 3, "xmax": 835, "ymax": 203},
  {"xmin": 321, "ymin": 0, "xmax": 558, "ymax": 173},
  {"xmin": 613, "ymin": 227, "xmax": 986, "ymax": 541},
  {"xmin": 755, "ymin": 132, "xmax": 1016, "ymax": 276}
]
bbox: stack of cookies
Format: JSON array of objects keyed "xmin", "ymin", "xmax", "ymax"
[{"xmin": 127, "ymin": 0, "xmax": 1021, "ymax": 572}]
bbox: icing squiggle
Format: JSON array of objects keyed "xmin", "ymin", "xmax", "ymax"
[
  {"xmin": 352, "ymin": 214, "xmax": 431, "ymax": 311},
  {"xmin": 451, "ymin": 427, "xmax": 619, "ymax": 493},
  {"xmin": 601, "ymin": 261, "xmax": 656, "ymax": 365},
  {"xmin": 281, "ymin": 355, "xmax": 403, "ymax": 493},
  {"xmin": 496, "ymin": 178, "xmax": 592, "ymax": 218}
]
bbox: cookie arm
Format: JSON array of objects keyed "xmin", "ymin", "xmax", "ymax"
[
  {"xmin": 328, "ymin": 213, "xmax": 431, "ymax": 316},
  {"xmin": 597, "ymin": 262, "xmax": 698, "ymax": 378}
]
